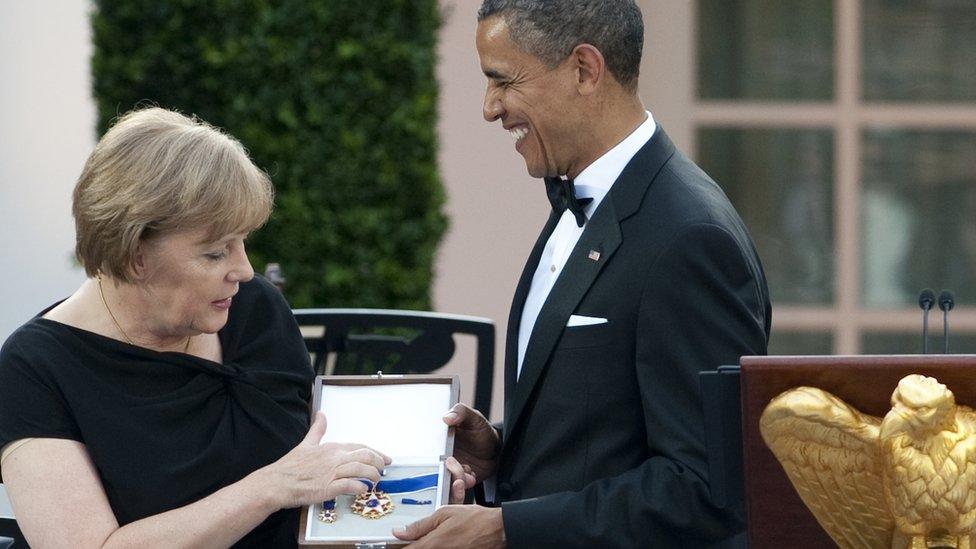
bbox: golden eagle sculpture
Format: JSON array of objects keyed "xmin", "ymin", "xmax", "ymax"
[{"xmin": 760, "ymin": 374, "xmax": 976, "ymax": 549}]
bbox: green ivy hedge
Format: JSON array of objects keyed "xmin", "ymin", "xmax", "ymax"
[{"xmin": 91, "ymin": 0, "xmax": 447, "ymax": 309}]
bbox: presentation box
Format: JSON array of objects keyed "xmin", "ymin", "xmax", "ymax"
[{"xmin": 299, "ymin": 374, "xmax": 459, "ymax": 547}]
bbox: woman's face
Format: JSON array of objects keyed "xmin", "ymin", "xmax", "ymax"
[{"xmin": 136, "ymin": 226, "xmax": 255, "ymax": 337}]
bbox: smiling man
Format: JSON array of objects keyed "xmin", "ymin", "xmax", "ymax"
[{"xmin": 394, "ymin": 1, "xmax": 771, "ymax": 547}]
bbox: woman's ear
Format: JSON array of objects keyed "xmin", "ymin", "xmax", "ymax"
[
  {"xmin": 572, "ymin": 43, "xmax": 606, "ymax": 96},
  {"xmin": 130, "ymin": 242, "xmax": 149, "ymax": 281}
]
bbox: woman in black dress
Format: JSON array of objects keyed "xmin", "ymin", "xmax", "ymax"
[{"xmin": 0, "ymin": 108, "xmax": 389, "ymax": 547}]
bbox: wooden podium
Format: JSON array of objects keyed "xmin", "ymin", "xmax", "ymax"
[{"xmin": 738, "ymin": 355, "xmax": 976, "ymax": 547}]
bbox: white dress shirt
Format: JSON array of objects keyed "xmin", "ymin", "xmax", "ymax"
[{"xmin": 516, "ymin": 111, "xmax": 657, "ymax": 378}]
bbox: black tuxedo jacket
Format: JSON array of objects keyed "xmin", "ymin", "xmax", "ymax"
[{"xmin": 496, "ymin": 128, "xmax": 770, "ymax": 548}]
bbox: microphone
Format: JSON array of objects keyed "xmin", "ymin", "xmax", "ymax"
[
  {"xmin": 918, "ymin": 288, "xmax": 935, "ymax": 353},
  {"xmin": 938, "ymin": 290, "xmax": 955, "ymax": 354}
]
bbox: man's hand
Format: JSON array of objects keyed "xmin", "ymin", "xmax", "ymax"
[
  {"xmin": 444, "ymin": 456, "xmax": 477, "ymax": 504},
  {"xmin": 443, "ymin": 403, "xmax": 500, "ymax": 483},
  {"xmin": 393, "ymin": 505, "xmax": 505, "ymax": 548}
]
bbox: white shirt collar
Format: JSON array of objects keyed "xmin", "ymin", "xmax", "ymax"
[{"xmin": 573, "ymin": 111, "xmax": 657, "ymax": 213}]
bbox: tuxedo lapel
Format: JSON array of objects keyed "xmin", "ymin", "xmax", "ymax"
[
  {"xmin": 502, "ymin": 200, "xmax": 622, "ymax": 446},
  {"xmin": 500, "ymin": 127, "xmax": 678, "ymax": 452},
  {"xmin": 504, "ymin": 211, "xmax": 562, "ymax": 415}
]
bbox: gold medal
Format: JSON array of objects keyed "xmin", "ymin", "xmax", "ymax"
[
  {"xmin": 317, "ymin": 500, "xmax": 337, "ymax": 523},
  {"xmin": 351, "ymin": 490, "xmax": 394, "ymax": 519}
]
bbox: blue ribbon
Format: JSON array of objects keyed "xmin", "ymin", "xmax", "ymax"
[
  {"xmin": 402, "ymin": 498, "xmax": 433, "ymax": 505},
  {"xmin": 322, "ymin": 473, "xmax": 438, "ymax": 510},
  {"xmin": 362, "ymin": 473, "xmax": 439, "ymax": 494}
]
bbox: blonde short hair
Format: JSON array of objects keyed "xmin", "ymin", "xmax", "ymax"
[{"xmin": 73, "ymin": 107, "xmax": 274, "ymax": 281}]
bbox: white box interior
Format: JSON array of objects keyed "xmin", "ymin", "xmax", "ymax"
[
  {"xmin": 318, "ymin": 382, "xmax": 452, "ymax": 461},
  {"xmin": 305, "ymin": 381, "xmax": 454, "ymax": 544}
]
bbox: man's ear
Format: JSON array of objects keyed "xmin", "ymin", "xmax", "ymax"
[{"xmin": 571, "ymin": 43, "xmax": 605, "ymax": 96}]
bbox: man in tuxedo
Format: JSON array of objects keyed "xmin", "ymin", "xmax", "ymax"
[{"xmin": 394, "ymin": 1, "xmax": 770, "ymax": 547}]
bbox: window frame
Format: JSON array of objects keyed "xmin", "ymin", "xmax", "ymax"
[{"xmin": 686, "ymin": 0, "xmax": 976, "ymax": 353}]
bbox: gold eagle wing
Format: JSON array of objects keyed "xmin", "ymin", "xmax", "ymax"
[{"xmin": 760, "ymin": 386, "xmax": 894, "ymax": 548}]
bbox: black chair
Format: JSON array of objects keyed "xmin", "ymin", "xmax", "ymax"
[
  {"xmin": 0, "ymin": 517, "xmax": 22, "ymax": 548},
  {"xmin": 0, "ymin": 484, "xmax": 22, "ymax": 548},
  {"xmin": 700, "ymin": 364, "xmax": 747, "ymax": 548},
  {"xmin": 700, "ymin": 364, "xmax": 744, "ymax": 509},
  {"xmin": 293, "ymin": 308, "xmax": 495, "ymax": 418}
]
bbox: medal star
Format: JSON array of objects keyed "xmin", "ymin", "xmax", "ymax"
[{"xmin": 353, "ymin": 490, "xmax": 393, "ymax": 518}]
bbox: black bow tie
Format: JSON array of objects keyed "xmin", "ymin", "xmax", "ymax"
[{"xmin": 545, "ymin": 177, "xmax": 593, "ymax": 228}]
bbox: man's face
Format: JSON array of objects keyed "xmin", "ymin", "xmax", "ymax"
[{"xmin": 476, "ymin": 17, "xmax": 579, "ymax": 178}]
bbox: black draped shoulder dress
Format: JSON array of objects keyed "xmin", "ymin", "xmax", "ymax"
[{"xmin": 0, "ymin": 275, "xmax": 314, "ymax": 547}]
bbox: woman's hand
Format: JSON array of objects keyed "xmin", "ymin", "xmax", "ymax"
[
  {"xmin": 256, "ymin": 411, "xmax": 391, "ymax": 510},
  {"xmin": 3, "ymin": 414, "xmax": 390, "ymax": 548}
]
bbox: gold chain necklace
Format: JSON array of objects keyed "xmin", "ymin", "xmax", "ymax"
[{"xmin": 97, "ymin": 277, "xmax": 191, "ymax": 353}]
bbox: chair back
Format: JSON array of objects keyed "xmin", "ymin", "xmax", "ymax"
[
  {"xmin": 0, "ymin": 483, "xmax": 22, "ymax": 548},
  {"xmin": 0, "ymin": 522, "xmax": 20, "ymax": 548},
  {"xmin": 293, "ymin": 308, "xmax": 495, "ymax": 418}
]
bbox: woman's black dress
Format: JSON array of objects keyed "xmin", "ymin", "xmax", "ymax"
[{"xmin": 0, "ymin": 276, "xmax": 314, "ymax": 547}]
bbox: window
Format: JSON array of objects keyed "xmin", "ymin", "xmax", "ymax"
[{"xmin": 693, "ymin": 0, "xmax": 976, "ymax": 354}]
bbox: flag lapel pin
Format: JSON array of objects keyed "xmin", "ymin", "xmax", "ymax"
[{"xmin": 588, "ymin": 250, "xmax": 601, "ymax": 261}]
